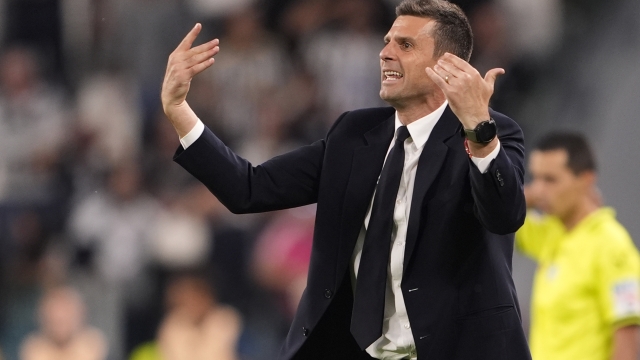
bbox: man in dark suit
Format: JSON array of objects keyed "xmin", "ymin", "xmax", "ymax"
[{"xmin": 161, "ymin": 0, "xmax": 531, "ymax": 359}]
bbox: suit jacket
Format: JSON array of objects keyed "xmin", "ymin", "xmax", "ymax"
[{"xmin": 174, "ymin": 106, "xmax": 532, "ymax": 360}]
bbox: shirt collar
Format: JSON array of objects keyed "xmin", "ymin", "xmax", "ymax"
[{"xmin": 394, "ymin": 101, "xmax": 448, "ymax": 149}]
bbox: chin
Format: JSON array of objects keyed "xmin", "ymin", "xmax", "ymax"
[{"xmin": 379, "ymin": 90, "xmax": 396, "ymax": 103}]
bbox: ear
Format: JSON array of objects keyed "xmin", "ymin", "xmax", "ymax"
[
  {"xmin": 579, "ymin": 170, "xmax": 596, "ymax": 186},
  {"xmin": 577, "ymin": 170, "xmax": 597, "ymax": 193}
]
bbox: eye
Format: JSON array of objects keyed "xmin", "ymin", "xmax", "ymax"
[{"xmin": 401, "ymin": 42, "xmax": 412, "ymax": 50}]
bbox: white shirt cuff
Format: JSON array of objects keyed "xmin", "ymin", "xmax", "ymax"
[
  {"xmin": 471, "ymin": 139, "xmax": 501, "ymax": 174},
  {"xmin": 179, "ymin": 119, "xmax": 205, "ymax": 149}
]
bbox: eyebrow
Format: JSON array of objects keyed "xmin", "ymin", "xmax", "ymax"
[{"xmin": 383, "ymin": 35, "xmax": 415, "ymax": 44}]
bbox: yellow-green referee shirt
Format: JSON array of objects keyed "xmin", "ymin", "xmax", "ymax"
[{"xmin": 517, "ymin": 207, "xmax": 640, "ymax": 360}]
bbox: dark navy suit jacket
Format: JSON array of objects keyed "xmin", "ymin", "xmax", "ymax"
[{"xmin": 174, "ymin": 106, "xmax": 532, "ymax": 360}]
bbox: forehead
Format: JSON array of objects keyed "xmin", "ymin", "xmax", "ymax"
[
  {"xmin": 386, "ymin": 15, "xmax": 435, "ymax": 40},
  {"xmin": 529, "ymin": 149, "xmax": 570, "ymax": 172}
]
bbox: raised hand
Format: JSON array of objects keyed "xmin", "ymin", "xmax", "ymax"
[
  {"xmin": 425, "ymin": 52, "xmax": 503, "ymax": 131},
  {"xmin": 161, "ymin": 24, "xmax": 219, "ymax": 137}
]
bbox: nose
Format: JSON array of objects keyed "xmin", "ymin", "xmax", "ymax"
[{"xmin": 380, "ymin": 43, "xmax": 394, "ymax": 62}]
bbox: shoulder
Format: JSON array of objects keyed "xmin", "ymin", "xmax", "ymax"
[
  {"xmin": 591, "ymin": 209, "xmax": 633, "ymax": 245},
  {"xmin": 20, "ymin": 334, "xmax": 50, "ymax": 359},
  {"xmin": 590, "ymin": 210, "xmax": 639, "ymax": 263}
]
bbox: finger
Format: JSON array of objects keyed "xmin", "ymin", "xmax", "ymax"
[
  {"xmin": 433, "ymin": 64, "xmax": 454, "ymax": 84},
  {"xmin": 189, "ymin": 57, "xmax": 216, "ymax": 77},
  {"xmin": 187, "ymin": 38, "xmax": 220, "ymax": 58},
  {"xmin": 425, "ymin": 67, "xmax": 449, "ymax": 90},
  {"xmin": 193, "ymin": 46, "xmax": 220, "ymax": 65},
  {"xmin": 177, "ymin": 23, "xmax": 202, "ymax": 51},
  {"xmin": 441, "ymin": 52, "xmax": 476, "ymax": 74},
  {"xmin": 436, "ymin": 59, "xmax": 465, "ymax": 79},
  {"xmin": 484, "ymin": 68, "xmax": 505, "ymax": 86},
  {"xmin": 184, "ymin": 44, "xmax": 220, "ymax": 68}
]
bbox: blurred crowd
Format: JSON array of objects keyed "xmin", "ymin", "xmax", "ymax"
[{"xmin": 0, "ymin": 0, "xmax": 623, "ymax": 359}]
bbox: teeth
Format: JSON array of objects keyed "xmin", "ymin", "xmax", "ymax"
[{"xmin": 384, "ymin": 71, "xmax": 403, "ymax": 79}]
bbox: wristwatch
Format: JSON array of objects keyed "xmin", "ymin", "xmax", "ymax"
[{"xmin": 464, "ymin": 118, "xmax": 497, "ymax": 144}]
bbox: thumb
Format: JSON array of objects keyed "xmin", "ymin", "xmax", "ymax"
[{"xmin": 484, "ymin": 68, "xmax": 505, "ymax": 86}]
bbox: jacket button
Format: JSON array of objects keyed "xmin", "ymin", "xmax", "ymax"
[
  {"xmin": 324, "ymin": 289, "xmax": 333, "ymax": 299},
  {"xmin": 302, "ymin": 327, "xmax": 309, "ymax": 337}
]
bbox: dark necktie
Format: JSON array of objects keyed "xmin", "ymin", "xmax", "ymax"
[{"xmin": 351, "ymin": 125, "xmax": 411, "ymax": 349}]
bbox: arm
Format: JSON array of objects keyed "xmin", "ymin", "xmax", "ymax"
[
  {"xmin": 612, "ymin": 326, "xmax": 640, "ymax": 360},
  {"xmin": 174, "ymin": 128, "xmax": 326, "ymax": 213},
  {"xmin": 467, "ymin": 111, "xmax": 525, "ymax": 234},
  {"xmin": 163, "ymin": 25, "xmax": 325, "ymax": 214},
  {"xmin": 426, "ymin": 53, "xmax": 524, "ymax": 234}
]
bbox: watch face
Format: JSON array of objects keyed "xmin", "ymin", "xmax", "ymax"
[{"xmin": 476, "ymin": 119, "xmax": 497, "ymax": 143}]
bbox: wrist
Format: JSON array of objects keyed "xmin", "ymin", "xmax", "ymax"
[
  {"xmin": 164, "ymin": 101, "xmax": 199, "ymax": 138},
  {"xmin": 461, "ymin": 111, "xmax": 491, "ymax": 129},
  {"xmin": 465, "ymin": 137, "xmax": 498, "ymax": 158}
]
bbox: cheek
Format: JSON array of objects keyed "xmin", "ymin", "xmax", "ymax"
[{"xmin": 551, "ymin": 183, "xmax": 579, "ymax": 210}]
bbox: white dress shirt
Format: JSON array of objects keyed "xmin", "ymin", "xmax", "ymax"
[{"xmin": 179, "ymin": 104, "xmax": 501, "ymax": 359}]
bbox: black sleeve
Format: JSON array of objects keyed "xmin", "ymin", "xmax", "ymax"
[
  {"xmin": 173, "ymin": 113, "xmax": 348, "ymax": 214},
  {"xmin": 468, "ymin": 111, "xmax": 526, "ymax": 235}
]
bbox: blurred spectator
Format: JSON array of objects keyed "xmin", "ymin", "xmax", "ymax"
[
  {"xmin": 496, "ymin": 0, "xmax": 562, "ymax": 60},
  {"xmin": 68, "ymin": 161, "xmax": 158, "ymax": 285},
  {"xmin": 0, "ymin": 211, "xmax": 49, "ymax": 360},
  {"xmin": 301, "ymin": 0, "xmax": 387, "ymax": 120},
  {"xmin": 0, "ymin": 45, "xmax": 68, "ymax": 205},
  {"xmin": 19, "ymin": 286, "xmax": 107, "ymax": 360},
  {"xmin": 237, "ymin": 91, "xmax": 304, "ymax": 165},
  {"xmin": 129, "ymin": 273, "xmax": 242, "ymax": 360},
  {"xmin": 3, "ymin": 0, "xmax": 64, "ymax": 80},
  {"xmin": 158, "ymin": 274, "xmax": 241, "ymax": 360},
  {"xmin": 71, "ymin": 71, "xmax": 143, "ymax": 197},
  {"xmin": 109, "ymin": 0, "xmax": 192, "ymax": 140},
  {"xmin": 203, "ymin": 6, "xmax": 291, "ymax": 146},
  {"xmin": 68, "ymin": 161, "xmax": 160, "ymax": 359},
  {"xmin": 149, "ymin": 193, "xmax": 212, "ymax": 271}
]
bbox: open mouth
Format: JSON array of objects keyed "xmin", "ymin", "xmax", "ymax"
[{"xmin": 383, "ymin": 71, "xmax": 404, "ymax": 81}]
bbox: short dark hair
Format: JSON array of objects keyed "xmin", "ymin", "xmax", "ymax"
[
  {"xmin": 534, "ymin": 132, "xmax": 597, "ymax": 175},
  {"xmin": 395, "ymin": 0, "xmax": 473, "ymax": 61}
]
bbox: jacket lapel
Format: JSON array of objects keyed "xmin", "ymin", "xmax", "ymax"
[
  {"xmin": 403, "ymin": 107, "xmax": 461, "ymax": 271},
  {"xmin": 336, "ymin": 115, "xmax": 395, "ymax": 281}
]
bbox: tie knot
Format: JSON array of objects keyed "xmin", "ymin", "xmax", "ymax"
[{"xmin": 395, "ymin": 126, "xmax": 410, "ymax": 143}]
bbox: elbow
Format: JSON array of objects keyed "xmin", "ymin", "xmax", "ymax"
[
  {"xmin": 222, "ymin": 199, "xmax": 253, "ymax": 215},
  {"xmin": 209, "ymin": 189, "xmax": 253, "ymax": 214},
  {"xmin": 479, "ymin": 202, "xmax": 526, "ymax": 235}
]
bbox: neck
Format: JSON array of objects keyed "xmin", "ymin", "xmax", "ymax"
[
  {"xmin": 561, "ymin": 196, "xmax": 599, "ymax": 231},
  {"xmin": 395, "ymin": 94, "xmax": 446, "ymax": 125}
]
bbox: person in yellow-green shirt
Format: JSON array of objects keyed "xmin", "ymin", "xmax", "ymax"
[{"xmin": 517, "ymin": 131, "xmax": 640, "ymax": 360}]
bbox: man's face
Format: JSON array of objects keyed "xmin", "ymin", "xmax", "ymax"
[
  {"xmin": 528, "ymin": 149, "xmax": 592, "ymax": 220},
  {"xmin": 379, "ymin": 16, "xmax": 440, "ymax": 108}
]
